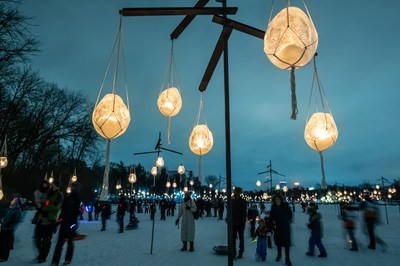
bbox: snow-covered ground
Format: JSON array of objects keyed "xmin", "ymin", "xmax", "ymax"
[{"xmin": 5, "ymin": 204, "xmax": 400, "ymax": 265}]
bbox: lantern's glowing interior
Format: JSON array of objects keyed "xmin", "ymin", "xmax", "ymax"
[
  {"xmin": 157, "ymin": 87, "xmax": 182, "ymax": 117},
  {"xmin": 66, "ymin": 187, "xmax": 71, "ymax": 194},
  {"xmin": 71, "ymin": 176, "xmax": 77, "ymax": 183},
  {"xmin": 264, "ymin": 6, "xmax": 318, "ymax": 69},
  {"xmin": 49, "ymin": 177, "xmax": 54, "ymax": 184},
  {"xmin": 156, "ymin": 157, "xmax": 164, "ymax": 168},
  {"xmin": 184, "ymin": 186, "xmax": 188, "ymax": 192},
  {"xmin": 166, "ymin": 181, "xmax": 171, "ymax": 188},
  {"xmin": 172, "ymin": 182, "xmax": 177, "ymax": 188},
  {"xmin": 189, "ymin": 180, "xmax": 194, "ymax": 186},
  {"xmin": 129, "ymin": 173, "xmax": 136, "ymax": 184},
  {"xmin": 304, "ymin": 112, "xmax": 338, "ymax": 152},
  {"xmin": 178, "ymin": 165, "xmax": 185, "ymax": 175},
  {"xmin": 92, "ymin": 94, "xmax": 130, "ymax": 139},
  {"xmin": 151, "ymin": 166, "xmax": 157, "ymax": 176},
  {"xmin": 189, "ymin": 124, "xmax": 214, "ymax": 156},
  {"xmin": 276, "ymin": 184, "xmax": 280, "ymax": 190},
  {"xmin": 256, "ymin": 180, "xmax": 261, "ymax": 187},
  {"xmin": 263, "ymin": 193, "xmax": 268, "ymax": 200}
]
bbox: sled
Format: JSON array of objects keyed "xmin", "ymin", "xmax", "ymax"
[{"xmin": 213, "ymin": 245, "xmax": 228, "ymax": 255}]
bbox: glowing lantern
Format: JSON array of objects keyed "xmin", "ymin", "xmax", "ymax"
[
  {"xmin": 388, "ymin": 194, "xmax": 392, "ymax": 199},
  {"xmin": 172, "ymin": 182, "xmax": 177, "ymax": 188},
  {"xmin": 215, "ymin": 189, "xmax": 218, "ymax": 194},
  {"xmin": 71, "ymin": 175, "xmax": 77, "ymax": 183},
  {"xmin": 184, "ymin": 186, "xmax": 188, "ymax": 192},
  {"xmin": 189, "ymin": 180, "xmax": 194, "ymax": 186},
  {"xmin": 128, "ymin": 173, "xmax": 137, "ymax": 184},
  {"xmin": 166, "ymin": 181, "xmax": 171, "ymax": 188},
  {"xmin": 189, "ymin": 125, "xmax": 214, "ymax": 156},
  {"xmin": 0, "ymin": 189, "xmax": 3, "ymax": 200},
  {"xmin": 256, "ymin": 180, "xmax": 261, "ymax": 187},
  {"xmin": 92, "ymin": 94, "xmax": 130, "ymax": 139},
  {"xmin": 178, "ymin": 165, "xmax": 185, "ymax": 175},
  {"xmin": 158, "ymin": 87, "xmax": 182, "ymax": 144},
  {"xmin": 222, "ymin": 188, "xmax": 226, "ymax": 193},
  {"xmin": 0, "ymin": 136, "xmax": 7, "ymax": 169},
  {"xmin": 151, "ymin": 167, "xmax": 158, "ymax": 177},
  {"xmin": 264, "ymin": 6, "xmax": 318, "ymax": 120},
  {"xmin": 375, "ymin": 185, "xmax": 380, "ymax": 190},
  {"xmin": 66, "ymin": 187, "xmax": 71, "ymax": 194},
  {"xmin": 276, "ymin": 185, "xmax": 280, "ymax": 190},
  {"xmin": 283, "ymin": 186, "xmax": 288, "ymax": 193},
  {"xmin": 209, "ymin": 184, "xmax": 213, "ymax": 189},
  {"xmin": 156, "ymin": 156, "xmax": 164, "ymax": 168},
  {"xmin": 0, "ymin": 158, "xmax": 7, "ymax": 169},
  {"xmin": 49, "ymin": 177, "xmax": 54, "ymax": 184},
  {"xmin": 305, "ymin": 113, "xmax": 338, "ymax": 152},
  {"xmin": 263, "ymin": 193, "xmax": 268, "ymax": 200}
]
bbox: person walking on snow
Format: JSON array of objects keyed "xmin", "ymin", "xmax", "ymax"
[
  {"xmin": 232, "ymin": 187, "xmax": 247, "ymax": 259},
  {"xmin": 117, "ymin": 196, "xmax": 128, "ymax": 233},
  {"xmin": 253, "ymin": 219, "xmax": 269, "ymax": 261},
  {"xmin": 247, "ymin": 203, "xmax": 259, "ymax": 238},
  {"xmin": 176, "ymin": 191, "xmax": 197, "ymax": 252},
  {"xmin": 305, "ymin": 203, "xmax": 327, "ymax": 258}
]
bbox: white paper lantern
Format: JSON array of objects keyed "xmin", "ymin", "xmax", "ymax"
[
  {"xmin": 128, "ymin": 173, "xmax": 137, "ymax": 184},
  {"xmin": 172, "ymin": 182, "xmax": 177, "ymax": 188},
  {"xmin": 66, "ymin": 187, "xmax": 71, "ymax": 194},
  {"xmin": 156, "ymin": 157, "xmax": 164, "ymax": 168},
  {"xmin": 151, "ymin": 167, "xmax": 158, "ymax": 177},
  {"xmin": 92, "ymin": 94, "xmax": 130, "ymax": 139},
  {"xmin": 157, "ymin": 87, "xmax": 182, "ymax": 117},
  {"xmin": 178, "ymin": 165, "xmax": 185, "ymax": 175},
  {"xmin": 256, "ymin": 180, "xmax": 261, "ymax": 187},
  {"xmin": 0, "ymin": 157, "xmax": 7, "ymax": 169},
  {"xmin": 276, "ymin": 184, "xmax": 280, "ymax": 190},
  {"xmin": 304, "ymin": 112, "xmax": 338, "ymax": 152},
  {"xmin": 189, "ymin": 124, "xmax": 213, "ymax": 156},
  {"xmin": 166, "ymin": 181, "xmax": 171, "ymax": 188},
  {"xmin": 264, "ymin": 6, "xmax": 318, "ymax": 70},
  {"xmin": 71, "ymin": 175, "xmax": 77, "ymax": 183},
  {"xmin": 184, "ymin": 186, "xmax": 188, "ymax": 192},
  {"xmin": 263, "ymin": 193, "xmax": 268, "ymax": 200},
  {"xmin": 189, "ymin": 180, "xmax": 194, "ymax": 186},
  {"xmin": 283, "ymin": 186, "xmax": 288, "ymax": 193}
]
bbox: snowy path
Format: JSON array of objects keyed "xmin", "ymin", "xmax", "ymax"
[{"xmin": 5, "ymin": 204, "xmax": 400, "ymax": 265}]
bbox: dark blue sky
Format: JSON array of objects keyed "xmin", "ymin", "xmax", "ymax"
[{"xmin": 21, "ymin": 0, "xmax": 400, "ymax": 189}]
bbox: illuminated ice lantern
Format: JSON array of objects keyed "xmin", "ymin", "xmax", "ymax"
[
  {"xmin": 264, "ymin": 6, "xmax": 318, "ymax": 70},
  {"xmin": 166, "ymin": 181, "xmax": 171, "ymax": 188},
  {"xmin": 283, "ymin": 186, "xmax": 288, "ymax": 193},
  {"xmin": 263, "ymin": 193, "xmax": 268, "ymax": 200},
  {"xmin": 66, "ymin": 187, "xmax": 71, "ymax": 194},
  {"xmin": 128, "ymin": 173, "xmax": 137, "ymax": 184},
  {"xmin": 276, "ymin": 184, "xmax": 280, "ymax": 190},
  {"xmin": 256, "ymin": 180, "xmax": 261, "ymax": 187},
  {"xmin": 172, "ymin": 182, "xmax": 177, "ymax": 188},
  {"xmin": 189, "ymin": 180, "xmax": 194, "ymax": 186},
  {"xmin": 157, "ymin": 87, "xmax": 182, "ymax": 144},
  {"xmin": 92, "ymin": 94, "xmax": 130, "ymax": 139},
  {"xmin": 151, "ymin": 167, "xmax": 157, "ymax": 177},
  {"xmin": 71, "ymin": 175, "xmax": 77, "ymax": 183},
  {"xmin": 0, "ymin": 157, "xmax": 7, "ymax": 168},
  {"xmin": 178, "ymin": 165, "xmax": 185, "ymax": 175},
  {"xmin": 189, "ymin": 125, "xmax": 213, "ymax": 155},
  {"xmin": 156, "ymin": 157, "xmax": 164, "ymax": 168},
  {"xmin": 305, "ymin": 113, "xmax": 338, "ymax": 151}
]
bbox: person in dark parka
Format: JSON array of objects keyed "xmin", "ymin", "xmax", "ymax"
[
  {"xmin": 247, "ymin": 203, "xmax": 259, "ymax": 238},
  {"xmin": 232, "ymin": 187, "xmax": 247, "ymax": 259},
  {"xmin": 100, "ymin": 202, "xmax": 111, "ymax": 231},
  {"xmin": 51, "ymin": 182, "xmax": 81, "ymax": 266},
  {"xmin": 270, "ymin": 194, "xmax": 292, "ymax": 266},
  {"xmin": 117, "ymin": 196, "xmax": 128, "ymax": 233},
  {"xmin": 305, "ymin": 203, "xmax": 327, "ymax": 258}
]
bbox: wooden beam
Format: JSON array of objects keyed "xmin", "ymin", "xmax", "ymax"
[
  {"xmin": 212, "ymin": 15, "xmax": 265, "ymax": 39},
  {"xmin": 119, "ymin": 7, "xmax": 237, "ymax": 16},
  {"xmin": 170, "ymin": 0, "xmax": 209, "ymax": 40},
  {"xmin": 199, "ymin": 27, "xmax": 233, "ymax": 92}
]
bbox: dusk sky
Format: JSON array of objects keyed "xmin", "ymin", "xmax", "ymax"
[{"xmin": 21, "ymin": 0, "xmax": 400, "ymax": 190}]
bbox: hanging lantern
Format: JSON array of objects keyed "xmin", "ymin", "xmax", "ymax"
[
  {"xmin": 0, "ymin": 136, "xmax": 7, "ymax": 169},
  {"xmin": 71, "ymin": 175, "xmax": 77, "ymax": 183},
  {"xmin": 49, "ymin": 172, "xmax": 54, "ymax": 184},
  {"xmin": 263, "ymin": 193, "xmax": 268, "ymax": 200},
  {"xmin": 209, "ymin": 184, "xmax": 213, "ymax": 189},
  {"xmin": 128, "ymin": 173, "xmax": 137, "ymax": 184},
  {"xmin": 184, "ymin": 186, "xmax": 188, "ymax": 192},
  {"xmin": 0, "ymin": 158, "xmax": 7, "ymax": 169},
  {"xmin": 222, "ymin": 188, "xmax": 226, "ymax": 193},
  {"xmin": 156, "ymin": 156, "xmax": 164, "ymax": 168},
  {"xmin": 151, "ymin": 166, "xmax": 157, "ymax": 177},
  {"xmin": 166, "ymin": 181, "xmax": 171, "ymax": 188},
  {"xmin": 0, "ymin": 189, "xmax": 3, "ymax": 200},
  {"xmin": 158, "ymin": 87, "xmax": 182, "ymax": 145},
  {"xmin": 178, "ymin": 165, "xmax": 185, "ymax": 175},
  {"xmin": 172, "ymin": 182, "xmax": 177, "ymax": 188},
  {"xmin": 189, "ymin": 125, "xmax": 214, "ymax": 156},
  {"xmin": 189, "ymin": 180, "xmax": 194, "ymax": 186},
  {"xmin": 66, "ymin": 187, "xmax": 71, "ymax": 194},
  {"xmin": 256, "ymin": 180, "xmax": 261, "ymax": 187},
  {"xmin": 283, "ymin": 186, "xmax": 288, "ymax": 193},
  {"xmin": 264, "ymin": 5, "xmax": 318, "ymax": 120},
  {"xmin": 92, "ymin": 94, "xmax": 130, "ymax": 139},
  {"xmin": 215, "ymin": 189, "xmax": 218, "ymax": 194},
  {"xmin": 276, "ymin": 184, "xmax": 280, "ymax": 190}
]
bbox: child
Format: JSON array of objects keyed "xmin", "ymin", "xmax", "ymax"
[
  {"xmin": 254, "ymin": 219, "xmax": 269, "ymax": 261},
  {"xmin": 305, "ymin": 204, "xmax": 327, "ymax": 257},
  {"xmin": 0, "ymin": 197, "xmax": 26, "ymax": 262}
]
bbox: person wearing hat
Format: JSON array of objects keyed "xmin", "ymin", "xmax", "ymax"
[
  {"xmin": 51, "ymin": 182, "xmax": 81, "ymax": 266},
  {"xmin": 35, "ymin": 180, "xmax": 63, "ymax": 263},
  {"xmin": 305, "ymin": 203, "xmax": 327, "ymax": 258},
  {"xmin": 0, "ymin": 197, "xmax": 26, "ymax": 262},
  {"xmin": 232, "ymin": 187, "xmax": 247, "ymax": 259},
  {"xmin": 176, "ymin": 191, "xmax": 197, "ymax": 252}
]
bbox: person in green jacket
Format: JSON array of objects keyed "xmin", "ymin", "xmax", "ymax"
[{"xmin": 35, "ymin": 180, "xmax": 63, "ymax": 263}]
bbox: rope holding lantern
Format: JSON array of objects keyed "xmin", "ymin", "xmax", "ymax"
[
  {"xmin": 93, "ymin": 15, "xmax": 131, "ymax": 201},
  {"xmin": 304, "ymin": 54, "xmax": 338, "ymax": 189},
  {"xmin": 157, "ymin": 40, "xmax": 183, "ymax": 145},
  {"xmin": 264, "ymin": 0, "xmax": 318, "ymax": 120},
  {"xmin": 189, "ymin": 93, "xmax": 213, "ymax": 182}
]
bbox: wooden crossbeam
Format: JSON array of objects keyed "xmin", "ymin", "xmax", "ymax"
[{"xmin": 119, "ymin": 7, "xmax": 237, "ymax": 16}]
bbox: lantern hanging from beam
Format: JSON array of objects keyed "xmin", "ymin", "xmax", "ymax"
[
  {"xmin": 71, "ymin": 168, "xmax": 77, "ymax": 183},
  {"xmin": 151, "ymin": 167, "xmax": 158, "ymax": 177},
  {"xmin": 276, "ymin": 184, "xmax": 280, "ymax": 190},
  {"xmin": 189, "ymin": 93, "xmax": 213, "ymax": 182},
  {"xmin": 128, "ymin": 173, "xmax": 137, "ymax": 184},
  {"xmin": 48, "ymin": 171, "xmax": 54, "ymax": 184},
  {"xmin": 157, "ymin": 40, "xmax": 183, "ymax": 144},
  {"xmin": 178, "ymin": 165, "xmax": 185, "ymax": 175},
  {"xmin": 256, "ymin": 180, "xmax": 261, "ymax": 187},
  {"xmin": 304, "ymin": 55, "xmax": 338, "ymax": 189},
  {"xmin": 172, "ymin": 179, "xmax": 177, "ymax": 188},
  {"xmin": 156, "ymin": 156, "xmax": 164, "ymax": 168},
  {"xmin": 264, "ymin": 3, "xmax": 318, "ymax": 120},
  {"xmin": 189, "ymin": 179, "xmax": 194, "ymax": 186},
  {"xmin": 66, "ymin": 187, "xmax": 71, "ymax": 194},
  {"xmin": 0, "ymin": 136, "xmax": 7, "ymax": 169},
  {"xmin": 93, "ymin": 16, "xmax": 131, "ymax": 201}
]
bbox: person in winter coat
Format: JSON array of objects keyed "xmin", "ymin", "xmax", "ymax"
[
  {"xmin": 86, "ymin": 201, "xmax": 93, "ymax": 221},
  {"xmin": 176, "ymin": 191, "xmax": 197, "ymax": 252},
  {"xmin": 342, "ymin": 203, "xmax": 358, "ymax": 251},
  {"xmin": 264, "ymin": 212, "xmax": 274, "ymax": 248},
  {"xmin": 78, "ymin": 202, "xmax": 85, "ymax": 220},
  {"xmin": 35, "ymin": 181, "xmax": 63, "ymax": 263},
  {"xmin": 0, "ymin": 197, "xmax": 26, "ymax": 262},
  {"xmin": 171, "ymin": 200, "xmax": 176, "ymax": 216},
  {"xmin": 51, "ymin": 182, "xmax": 81, "ymax": 266},
  {"xmin": 100, "ymin": 202, "xmax": 111, "ymax": 231},
  {"xmin": 260, "ymin": 202, "xmax": 266, "ymax": 215},
  {"xmin": 232, "ymin": 187, "xmax": 247, "ymax": 259},
  {"xmin": 94, "ymin": 199, "xmax": 101, "ymax": 221},
  {"xmin": 254, "ymin": 219, "xmax": 269, "ymax": 261},
  {"xmin": 217, "ymin": 198, "xmax": 224, "ymax": 220},
  {"xmin": 247, "ymin": 203, "xmax": 259, "ymax": 238},
  {"xmin": 159, "ymin": 196, "xmax": 167, "ymax": 220},
  {"xmin": 305, "ymin": 204, "xmax": 327, "ymax": 258},
  {"xmin": 117, "ymin": 196, "xmax": 127, "ymax": 233},
  {"xmin": 270, "ymin": 194, "xmax": 292, "ymax": 266},
  {"xmin": 129, "ymin": 198, "xmax": 136, "ymax": 221},
  {"xmin": 33, "ymin": 181, "xmax": 50, "ymax": 224}
]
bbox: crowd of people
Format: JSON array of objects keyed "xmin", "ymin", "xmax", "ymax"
[{"xmin": 0, "ymin": 180, "xmax": 388, "ymax": 265}]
